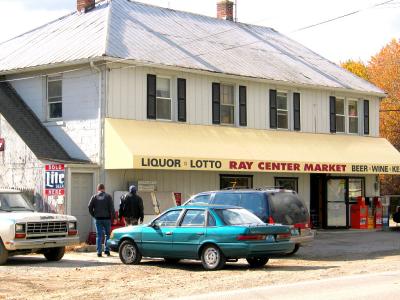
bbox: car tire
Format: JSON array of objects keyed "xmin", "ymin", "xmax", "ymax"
[
  {"xmin": 286, "ymin": 243, "xmax": 300, "ymax": 256},
  {"xmin": 246, "ymin": 257, "xmax": 269, "ymax": 268},
  {"xmin": 119, "ymin": 240, "xmax": 142, "ymax": 265},
  {"xmin": 201, "ymin": 245, "xmax": 226, "ymax": 271},
  {"xmin": 0, "ymin": 240, "xmax": 8, "ymax": 265},
  {"xmin": 44, "ymin": 247, "xmax": 65, "ymax": 261},
  {"xmin": 164, "ymin": 258, "xmax": 180, "ymax": 264}
]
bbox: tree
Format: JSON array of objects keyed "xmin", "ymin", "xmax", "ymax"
[{"xmin": 341, "ymin": 59, "xmax": 369, "ymax": 81}]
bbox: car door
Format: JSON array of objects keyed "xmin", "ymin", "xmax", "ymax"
[
  {"xmin": 172, "ymin": 209, "xmax": 206, "ymax": 259},
  {"xmin": 140, "ymin": 209, "xmax": 182, "ymax": 257}
]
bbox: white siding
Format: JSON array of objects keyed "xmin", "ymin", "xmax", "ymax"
[
  {"xmin": 107, "ymin": 64, "xmax": 380, "ymax": 137},
  {"xmin": 105, "ymin": 170, "xmax": 311, "ymax": 209},
  {"xmin": 10, "ymin": 67, "xmax": 101, "ymax": 162}
]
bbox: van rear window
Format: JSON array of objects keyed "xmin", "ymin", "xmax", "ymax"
[
  {"xmin": 268, "ymin": 192, "xmax": 309, "ymax": 225},
  {"xmin": 213, "ymin": 192, "xmax": 267, "ymax": 222}
]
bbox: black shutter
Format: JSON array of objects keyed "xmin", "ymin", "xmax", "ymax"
[
  {"xmin": 177, "ymin": 78, "xmax": 186, "ymax": 122},
  {"xmin": 147, "ymin": 74, "xmax": 156, "ymax": 119},
  {"xmin": 329, "ymin": 96, "xmax": 336, "ymax": 133},
  {"xmin": 293, "ymin": 92, "xmax": 301, "ymax": 131},
  {"xmin": 239, "ymin": 85, "xmax": 247, "ymax": 126},
  {"xmin": 364, "ymin": 100, "xmax": 370, "ymax": 135},
  {"xmin": 212, "ymin": 82, "xmax": 220, "ymax": 124},
  {"xmin": 269, "ymin": 89, "xmax": 277, "ymax": 129}
]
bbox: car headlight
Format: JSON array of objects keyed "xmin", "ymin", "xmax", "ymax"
[
  {"xmin": 68, "ymin": 222, "xmax": 77, "ymax": 230},
  {"xmin": 15, "ymin": 223, "xmax": 25, "ymax": 233}
]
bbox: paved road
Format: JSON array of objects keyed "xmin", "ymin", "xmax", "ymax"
[{"xmin": 176, "ymin": 270, "xmax": 400, "ymax": 300}]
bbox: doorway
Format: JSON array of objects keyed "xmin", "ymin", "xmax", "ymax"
[{"xmin": 310, "ymin": 174, "xmax": 326, "ymax": 228}]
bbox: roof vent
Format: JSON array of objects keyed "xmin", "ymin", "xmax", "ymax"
[
  {"xmin": 77, "ymin": 0, "xmax": 95, "ymax": 13},
  {"xmin": 217, "ymin": 0, "xmax": 234, "ymax": 21}
]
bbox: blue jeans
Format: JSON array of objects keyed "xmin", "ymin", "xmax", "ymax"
[{"xmin": 95, "ymin": 219, "xmax": 111, "ymax": 254}]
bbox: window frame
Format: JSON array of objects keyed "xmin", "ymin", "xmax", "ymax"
[
  {"xmin": 46, "ymin": 75, "xmax": 63, "ymax": 120},
  {"xmin": 220, "ymin": 174, "xmax": 253, "ymax": 189},
  {"xmin": 276, "ymin": 91, "xmax": 289, "ymax": 130},
  {"xmin": 179, "ymin": 209, "xmax": 206, "ymax": 227},
  {"xmin": 155, "ymin": 76, "xmax": 172, "ymax": 121},
  {"xmin": 274, "ymin": 177, "xmax": 299, "ymax": 193},
  {"xmin": 347, "ymin": 98, "xmax": 359, "ymax": 134},
  {"xmin": 335, "ymin": 97, "xmax": 346, "ymax": 133},
  {"xmin": 219, "ymin": 83, "xmax": 235, "ymax": 126},
  {"xmin": 153, "ymin": 209, "xmax": 183, "ymax": 227}
]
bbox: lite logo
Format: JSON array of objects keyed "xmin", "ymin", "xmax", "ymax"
[{"xmin": 45, "ymin": 171, "xmax": 65, "ymax": 189}]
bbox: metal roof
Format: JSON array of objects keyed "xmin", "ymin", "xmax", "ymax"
[{"xmin": 0, "ymin": 0, "xmax": 384, "ymax": 95}]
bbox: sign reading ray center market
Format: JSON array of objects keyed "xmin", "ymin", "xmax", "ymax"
[
  {"xmin": 134, "ymin": 156, "xmax": 400, "ymax": 175},
  {"xmin": 44, "ymin": 164, "xmax": 65, "ymax": 196}
]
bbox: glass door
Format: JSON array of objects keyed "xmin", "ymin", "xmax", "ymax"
[{"xmin": 326, "ymin": 178, "xmax": 347, "ymax": 227}]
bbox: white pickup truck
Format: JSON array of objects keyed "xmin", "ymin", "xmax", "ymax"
[{"xmin": 0, "ymin": 189, "xmax": 79, "ymax": 264}]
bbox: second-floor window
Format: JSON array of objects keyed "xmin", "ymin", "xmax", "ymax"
[
  {"xmin": 220, "ymin": 84, "xmax": 234, "ymax": 125},
  {"xmin": 47, "ymin": 75, "xmax": 62, "ymax": 119},
  {"xmin": 277, "ymin": 91, "xmax": 288, "ymax": 129},
  {"xmin": 156, "ymin": 77, "xmax": 171, "ymax": 120},
  {"xmin": 348, "ymin": 99, "xmax": 358, "ymax": 134}
]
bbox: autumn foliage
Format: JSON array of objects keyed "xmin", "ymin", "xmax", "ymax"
[{"xmin": 342, "ymin": 39, "xmax": 400, "ymax": 195}]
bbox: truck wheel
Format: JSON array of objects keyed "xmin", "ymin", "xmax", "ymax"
[
  {"xmin": 246, "ymin": 257, "xmax": 269, "ymax": 268},
  {"xmin": 201, "ymin": 245, "xmax": 226, "ymax": 271},
  {"xmin": 119, "ymin": 240, "xmax": 142, "ymax": 265},
  {"xmin": 0, "ymin": 240, "xmax": 8, "ymax": 265},
  {"xmin": 286, "ymin": 244, "xmax": 300, "ymax": 256},
  {"xmin": 44, "ymin": 247, "xmax": 65, "ymax": 261}
]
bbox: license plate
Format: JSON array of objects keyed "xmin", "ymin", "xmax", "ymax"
[
  {"xmin": 266, "ymin": 235, "xmax": 275, "ymax": 242},
  {"xmin": 291, "ymin": 228, "xmax": 299, "ymax": 236}
]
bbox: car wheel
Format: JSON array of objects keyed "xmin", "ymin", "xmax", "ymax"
[
  {"xmin": 119, "ymin": 240, "xmax": 142, "ymax": 265},
  {"xmin": 246, "ymin": 257, "xmax": 269, "ymax": 268},
  {"xmin": 0, "ymin": 240, "xmax": 8, "ymax": 265},
  {"xmin": 201, "ymin": 245, "xmax": 226, "ymax": 271},
  {"xmin": 44, "ymin": 247, "xmax": 65, "ymax": 261},
  {"xmin": 286, "ymin": 244, "xmax": 300, "ymax": 256},
  {"xmin": 164, "ymin": 258, "xmax": 180, "ymax": 264}
]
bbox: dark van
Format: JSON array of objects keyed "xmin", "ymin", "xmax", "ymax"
[{"xmin": 185, "ymin": 189, "xmax": 314, "ymax": 254}]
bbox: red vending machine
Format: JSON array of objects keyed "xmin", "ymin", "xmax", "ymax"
[
  {"xmin": 373, "ymin": 197, "xmax": 383, "ymax": 230},
  {"xmin": 350, "ymin": 196, "xmax": 368, "ymax": 229}
]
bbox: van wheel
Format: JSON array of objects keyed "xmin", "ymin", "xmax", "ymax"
[
  {"xmin": 201, "ymin": 245, "xmax": 226, "ymax": 271},
  {"xmin": 119, "ymin": 240, "xmax": 142, "ymax": 265},
  {"xmin": 0, "ymin": 240, "xmax": 8, "ymax": 265},
  {"xmin": 286, "ymin": 244, "xmax": 300, "ymax": 256},
  {"xmin": 246, "ymin": 257, "xmax": 269, "ymax": 268},
  {"xmin": 44, "ymin": 247, "xmax": 65, "ymax": 261}
]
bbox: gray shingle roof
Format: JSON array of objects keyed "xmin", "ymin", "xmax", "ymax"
[
  {"xmin": 0, "ymin": 0, "xmax": 384, "ymax": 95},
  {"xmin": 0, "ymin": 81, "xmax": 82, "ymax": 162}
]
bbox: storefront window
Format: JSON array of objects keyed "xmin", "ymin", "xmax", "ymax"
[
  {"xmin": 348, "ymin": 99, "xmax": 358, "ymax": 134},
  {"xmin": 275, "ymin": 177, "xmax": 298, "ymax": 192},
  {"xmin": 220, "ymin": 175, "xmax": 252, "ymax": 189},
  {"xmin": 220, "ymin": 84, "xmax": 235, "ymax": 125},
  {"xmin": 349, "ymin": 178, "xmax": 364, "ymax": 202},
  {"xmin": 277, "ymin": 91, "xmax": 288, "ymax": 129}
]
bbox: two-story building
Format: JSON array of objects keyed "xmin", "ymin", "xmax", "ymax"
[{"xmin": 1, "ymin": 0, "xmax": 400, "ymax": 239}]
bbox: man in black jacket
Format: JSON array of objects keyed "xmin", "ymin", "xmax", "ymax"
[
  {"xmin": 119, "ymin": 185, "xmax": 144, "ymax": 226},
  {"xmin": 88, "ymin": 184, "xmax": 114, "ymax": 257}
]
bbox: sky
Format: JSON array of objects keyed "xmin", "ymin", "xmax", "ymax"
[{"xmin": 0, "ymin": 0, "xmax": 399, "ymax": 64}]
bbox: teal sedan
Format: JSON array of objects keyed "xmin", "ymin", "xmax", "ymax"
[{"xmin": 107, "ymin": 205, "xmax": 294, "ymax": 270}]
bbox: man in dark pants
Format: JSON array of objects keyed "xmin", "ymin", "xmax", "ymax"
[
  {"xmin": 119, "ymin": 185, "xmax": 144, "ymax": 226},
  {"xmin": 88, "ymin": 183, "xmax": 114, "ymax": 257}
]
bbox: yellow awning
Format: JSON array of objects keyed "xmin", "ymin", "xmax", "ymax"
[{"xmin": 105, "ymin": 118, "xmax": 400, "ymax": 175}]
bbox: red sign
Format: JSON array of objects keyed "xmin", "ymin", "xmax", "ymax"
[
  {"xmin": 0, "ymin": 138, "xmax": 4, "ymax": 151},
  {"xmin": 45, "ymin": 164, "xmax": 65, "ymax": 196}
]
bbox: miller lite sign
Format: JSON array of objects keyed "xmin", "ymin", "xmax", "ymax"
[
  {"xmin": 45, "ymin": 164, "xmax": 65, "ymax": 196},
  {"xmin": 0, "ymin": 138, "xmax": 4, "ymax": 151}
]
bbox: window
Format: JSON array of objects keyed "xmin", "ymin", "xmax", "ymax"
[
  {"xmin": 349, "ymin": 178, "xmax": 364, "ymax": 202},
  {"xmin": 47, "ymin": 75, "xmax": 62, "ymax": 119},
  {"xmin": 220, "ymin": 84, "xmax": 234, "ymax": 125},
  {"xmin": 154, "ymin": 210, "xmax": 181, "ymax": 227},
  {"xmin": 348, "ymin": 99, "xmax": 358, "ymax": 134},
  {"xmin": 190, "ymin": 194, "xmax": 211, "ymax": 204},
  {"xmin": 275, "ymin": 177, "xmax": 298, "ymax": 193},
  {"xmin": 220, "ymin": 175, "xmax": 253, "ymax": 189},
  {"xmin": 277, "ymin": 91, "xmax": 288, "ymax": 129},
  {"xmin": 335, "ymin": 98, "xmax": 345, "ymax": 133},
  {"xmin": 156, "ymin": 77, "xmax": 171, "ymax": 120},
  {"xmin": 214, "ymin": 208, "xmax": 264, "ymax": 225},
  {"xmin": 181, "ymin": 209, "xmax": 205, "ymax": 226},
  {"xmin": 207, "ymin": 212, "xmax": 216, "ymax": 226}
]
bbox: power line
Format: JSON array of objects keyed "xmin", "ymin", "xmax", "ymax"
[{"xmin": 291, "ymin": 0, "xmax": 396, "ymax": 33}]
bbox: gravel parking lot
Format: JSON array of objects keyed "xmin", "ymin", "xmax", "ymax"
[{"xmin": 1, "ymin": 230, "xmax": 399, "ymax": 300}]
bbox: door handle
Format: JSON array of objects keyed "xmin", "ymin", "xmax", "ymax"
[
  {"xmin": 196, "ymin": 232, "xmax": 204, "ymax": 236},
  {"xmin": 165, "ymin": 232, "xmax": 173, "ymax": 236}
]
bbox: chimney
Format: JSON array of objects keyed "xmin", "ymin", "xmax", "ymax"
[
  {"xmin": 77, "ymin": 0, "xmax": 95, "ymax": 13},
  {"xmin": 217, "ymin": 0, "xmax": 234, "ymax": 21}
]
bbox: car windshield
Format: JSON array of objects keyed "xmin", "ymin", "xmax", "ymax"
[
  {"xmin": 214, "ymin": 208, "xmax": 264, "ymax": 226},
  {"xmin": 268, "ymin": 192, "xmax": 309, "ymax": 225},
  {"xmin": 0, "ymin": 193, "xmax": 34, "ymax": 212}
]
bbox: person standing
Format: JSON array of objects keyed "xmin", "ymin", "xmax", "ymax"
[
  {"xmin": 119, "ymin": 185, "xmax": 144, "ymax": 226},
  {"xmin": 88, "ymin": 183, "xmax": 114, "ymax": 257}
]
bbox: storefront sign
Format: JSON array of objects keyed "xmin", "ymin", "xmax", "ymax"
[
  {"xmin": 44, "ymin": 164, "xmax": 65, "ymax": 196},
  {"xmin": 0, "ymin": 138, "xmax": 4, "ymax": 151},
  {"xmin": 134, "ymin": 156, "xmax": 400, "ymax": 175}
]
